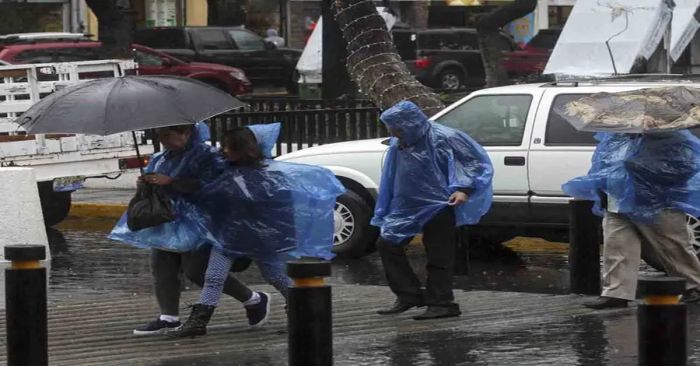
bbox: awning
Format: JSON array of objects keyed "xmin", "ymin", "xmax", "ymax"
[{"xmin": 543, "ymin": 0, "xmax": 682, "ymax": 76}]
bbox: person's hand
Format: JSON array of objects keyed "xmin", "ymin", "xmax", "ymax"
[
  {"xmin": 143, "ymin": 173, "xmax": 173, "ymax": 186},
  {"xmin": 448, "ymin": 191, "xmax": 468, "ymax": 206}
]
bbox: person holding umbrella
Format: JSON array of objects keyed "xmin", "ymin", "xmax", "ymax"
[
  {"xmin": 14, "ymin": 75, "xmax": 262, "ymax": 332},
  {"xmin": 560, "ymin": 87, "xmax": 700, "ymax": 309},
  {"xmin": 110, "ymin": 124, "xmax": 272, "ymax": 335},
  {"xmin": 371, "ymin": 101, "xmax": 493, "ymax": 320}
]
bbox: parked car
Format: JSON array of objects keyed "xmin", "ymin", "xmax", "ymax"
[
  {"xmin": 0, "ymin": 38, "xmax": 252, "ymax": 95},
  {"xmin": 134, "ymin": 27, "xmax": 302, "ymax": 91},
  {"xmin": 502, "ymin": 29, "xmax": 560, "ymax": 77},
  {"xmin": 391, "ymin": 27, "xmax": 550, "ymax": 90},
  {"xmin": 276, "ymin": 77, "xmax": 700, "ymax": 260}
]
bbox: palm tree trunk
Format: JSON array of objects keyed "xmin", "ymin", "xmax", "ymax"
[
  {"xmin": 85, "ymin": 0, "xmax": 134, "ymax": 59},
  {"xmin": 476, "ymin": 0, "xmax": 537, "ymax": 87},
  {"xmin": 331, "ymin": 0, "xmax": 444, "ymax": 115}
]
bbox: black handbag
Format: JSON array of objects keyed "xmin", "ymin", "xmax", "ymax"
[{"xmin": 127, "ymin": 182, "xmax": 176, "ymax": 231}]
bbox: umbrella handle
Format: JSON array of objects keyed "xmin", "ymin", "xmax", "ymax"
[{"xmin": 131, "ymin": 131, "xmax": 145, "ymax": 175}]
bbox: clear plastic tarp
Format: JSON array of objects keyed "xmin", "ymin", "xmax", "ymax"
[
  {"xmin": 670, "ymin": 0, "xmax": 700, "ymax": 61},
  {"xmin": 544, "ymin": 0, "xmax": 672, "ymax": 76}
]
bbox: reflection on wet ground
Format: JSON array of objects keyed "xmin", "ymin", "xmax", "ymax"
[
  {"xmin": 47, "ymin": 224, "xmax": 573, "ymax": 303},
  {"xmin": 44, "ymin": 222, "xmax": 683, "ymax": 366}
]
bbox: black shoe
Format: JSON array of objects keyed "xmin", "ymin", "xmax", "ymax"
[
  {"xmin": 682, "ymin": 288, "xmax": 700, "ymax": 303},
  {"xmin": 413, "ymin": 305, "xmax": 461, "ymax": 320},
  {"xmin": 583, "ymin": 296, "xmax": 629, "ymax": 309},
  {"xmin": 133, "ymin": 318, "xmax": 181, "ymax": 336},
  {"xmin": 246, "ymin": 292, "xmax": 271, "ymax": 328},
  {"xmin": 377, "ymin": 300, "xmax": 424, "ymax": 315},
  {"xmin": 167, "ymin": 304, "xmax": 216, "ymax": 338}
]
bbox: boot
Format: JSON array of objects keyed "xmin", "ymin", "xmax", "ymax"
[{"xmin": 167, "ymin": 304, "xmax": 215, "ymax": 338}]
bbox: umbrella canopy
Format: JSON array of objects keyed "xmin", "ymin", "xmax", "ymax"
[
  {"xmin": 555, "ymin": 86, "xmax": 700, "ymax": 133},
  {"xmin": 16, "ymin": 75, "xmax": 246, "ymax": 135}
]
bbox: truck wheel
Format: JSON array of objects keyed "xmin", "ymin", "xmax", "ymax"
[
  {"xmin": 38, "ymin": 181, "xmax": 72, "ymax": 227},
  {"xmin": 332, "ymin": 190, "xmax": 378, "ymax": 258},
  {"xmin": 642, "ymin": 214, "xmax": 700, "ymax": 272},
  {"xmin": 437, "ymin": 68, "xmax": 464, "ymax": 90}
]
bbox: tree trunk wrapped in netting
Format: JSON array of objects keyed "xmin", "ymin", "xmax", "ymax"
[{"xmin": 332, "ymin": 0, "xmax": 445, "ymax": 115}]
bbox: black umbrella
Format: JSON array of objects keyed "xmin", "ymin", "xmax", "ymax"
[{"xmin": 16, "ymin": 75, "xmax": 247, "ymax": 172}]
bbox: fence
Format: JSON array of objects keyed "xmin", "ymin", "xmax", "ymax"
[{"xmin": 209, "ymin": 106, "xmax": 386, "ymax": 156}]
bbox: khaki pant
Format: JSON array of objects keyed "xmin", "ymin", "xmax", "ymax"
[{"xmin": 601, "ymin": 210, "xmax": 700, "ymax": 300}]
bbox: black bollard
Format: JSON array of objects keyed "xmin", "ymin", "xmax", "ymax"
[
  {"xmin": 5, "ymin": 245, "xmax": 48, "ymax": 366},
  {"xmin": 287, "ymin": 258, "xmax": 332, "ymax": 366},
  {"xmin": 568, "ymin": 200, "xmax": 601, "ymax": 295},
  {"xmin": 638, "ymin": 277, "xmax": 687, "ymax": 366}
]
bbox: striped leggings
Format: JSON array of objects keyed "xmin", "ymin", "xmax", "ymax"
[{"xmin": 199, "ymin": 248, "xmax": 291, "ymax": 307}]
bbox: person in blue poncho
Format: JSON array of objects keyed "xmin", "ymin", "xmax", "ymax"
[
  {"xmin": 563, "ymin": 131, "xmax": 700, "ymax": 309},
  {"xmin": 372, "ymin": 101, "xmax": 493, "ymax": 320},
  {"xmin": 109, "ymin": 124, "xmax": 270, "ymax": 335},
  {"xmin": 169, "ymin": 123, "xmax": 345, "ymax": 338}
]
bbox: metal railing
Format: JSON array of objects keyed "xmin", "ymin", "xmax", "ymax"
[{"xmin": 209, "ymin": 106, "xmax": 386, "ymax": 156}]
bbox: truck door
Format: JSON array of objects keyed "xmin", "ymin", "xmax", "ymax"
[
  {"xmin": 526, "ymin": 89, "xmax": 597, "ymax": 225},
  {"xmin": 432, "ymin": 92, "xmax": 537, "ymax": 223}
]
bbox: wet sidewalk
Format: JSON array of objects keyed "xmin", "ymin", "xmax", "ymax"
[
  {"xmin": 0, "ymin": 283, "xmax": 665, "ymax": 366},
  {"xmin": 4, "ymin": 220, "xmax": 695, "ymax": 365}
]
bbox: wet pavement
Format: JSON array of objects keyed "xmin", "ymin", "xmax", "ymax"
[{"xmin": 0, "ymin": 218, "xmax": 692, "ymax": 365}]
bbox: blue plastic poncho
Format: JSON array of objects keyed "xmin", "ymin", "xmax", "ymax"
[
  {"xmin": 195, "ymin": 121, "xmax": 211, "ymax": 142},
  {"xmin": 195, "ymin": 123, "xmax": 346, "ymax": 260},
  {"xmin": 109, "ymin": 127, "xmax": 225, "ymax": 252},
  {"xmin": 562, "ymin": 130, "xmax": 700, "ymax": 222},
  {"xmin": 371, "ymin": 101, "xmax": 494, "ymax": 243}
]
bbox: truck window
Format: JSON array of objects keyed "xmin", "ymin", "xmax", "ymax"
[
  {"xmin": 434, "ymin": 94, "xmax": 532, "ymax": 146},
  {"xmin": 546, "ymin": 94, "xmax": 596, "ymax": 146},
  {"xmin": 194, "ymin": 29, "xmax": 232, "ymax": 50},
  {"xmin": 391, "ymin": 30, "xmax": 417, "ymax": 60},
  {"xmin": 134, "ymin": 29, "xmax": 188, "ymax": 49},
  {"xmin": 228, "ymin": 30, "xmax": 264, "ymax": 51}
]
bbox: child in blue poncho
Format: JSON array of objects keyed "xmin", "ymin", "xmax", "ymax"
[
  {"xmin": 109, "ymin": 124, "xmax": 268, "ymax": 336},
  {"xmin": 563, "ymin": 131, "xmax": 700, "ymax": 309},
  {"xmin": 169, "ymin": 123, "xmax": 345, "ymax": 338},
  {"xmin": 372, "ymin": 101, "xmax": 493, "ymax": 320}
]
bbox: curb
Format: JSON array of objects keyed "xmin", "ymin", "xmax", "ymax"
[{"xmin": 68, "ymin": 202, "xmax": 126, "ymax": 219}]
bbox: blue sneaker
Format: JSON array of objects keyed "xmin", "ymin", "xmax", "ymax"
[
  {"xmin": 133, "ymin": 318, "xmax": 181, "ymax": 336},
  {"xmin": 245, "ymin": 292, "xmax": 271, "ymax": 328}
]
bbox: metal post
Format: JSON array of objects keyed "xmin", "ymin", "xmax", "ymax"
[
  {"xmin": 5, "ymin": 245, "xmax": 48, "ymax": 366},
  {"xmin": 638, "ymin": 277, "xmax": 686, "ymax": 366},
  {"xmin": 287, "ymin": 258, "xmax": 332, "ymax": 366},
  {"xmin": 568, "ymin": 200, "xmax": 601, "ymax": 295}
]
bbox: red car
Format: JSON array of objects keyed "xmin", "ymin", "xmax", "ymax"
[{"xmin": 0, "ymin": 40, "xmax": 252, "ymax": 95}]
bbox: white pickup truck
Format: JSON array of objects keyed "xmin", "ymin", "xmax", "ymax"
[
  {"xmin": 0, "ymin": 60, "xmax": 152, "ymax": 225},
  {"xmin": 277, "ymin": 77, "xmax": 700, "ymax": 258}
]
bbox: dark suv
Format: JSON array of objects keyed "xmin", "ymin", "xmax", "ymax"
[
  {"xmin": 0, "ymin": 39, "xmax": 252, "ymax": 95},
  {"xmin": 134, "ymin": 27, "xmax": 302, "ymax": 91},
  {"xmin": 392, "ymin": 28, "xmax": 548, "ymax": 90}
]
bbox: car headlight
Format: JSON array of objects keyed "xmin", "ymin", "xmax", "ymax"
[{"xmin": 229, "ymin": 70, "xmax": 249, "ymax": 82}]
